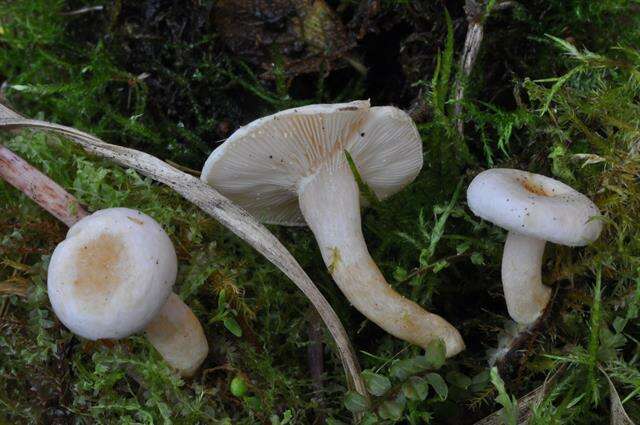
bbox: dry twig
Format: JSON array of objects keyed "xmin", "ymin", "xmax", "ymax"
[{"xmin": 454, "ymin": 1, "xmax": 516, "ymax": 137}]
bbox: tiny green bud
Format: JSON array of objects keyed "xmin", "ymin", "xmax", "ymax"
[{"xmin": 230, "ymin": 376, "xmax": 248, "ymax": 397}]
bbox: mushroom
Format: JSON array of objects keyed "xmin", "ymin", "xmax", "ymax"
[
  {"xmin": 47, "ymin": 207, "xmax": 209, "ymax": 376},
  {"xmin": 467, "ymin": 168, "xmax": 602, "ymax": 324},
  {"xmin": 200, "ymin": 100, "xmax": 464, "ymax": 357}
]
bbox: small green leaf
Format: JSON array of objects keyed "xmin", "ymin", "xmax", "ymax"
[
  {"xmin": 281, "ymin": 410, "xmax": 293, "ymax": 425},
  {"xmin": 378, "ymin": 400, "xmax": 404, "ymax": 420},
  {"xmin": 446, "ymin": 371, "xmax": 472, "ymax": 389},
  {"xmin": 230, "ymin": 376, "xmax": 248, "ymax": 397},
  {"xmin": 456, "ymin": 241, "xmax": 471, "ymax": 254},
  {"xmin": 490, "ymin": 367, "xmax": 518, "ymax": 425},
  {"xmin": 471, "ymin": 252, "xmax": 485, "ymax": 265},
  {"xmin": 218, "ymin": 289, "xmax": 227, "ymax": 306},
  {"xmin": 419, "ymin": 249, "xmax": 430, "ymax": 267},
  {"xmin": 470, "ymin": 370, "xmax": 491, "ymax": 392},
  {"xmin": 432, "ymin": 260, "xmax": 449, "ymax": 273},
  {"xmin": 402, "ymin": 377, "xmax": 429, "ymax": 401},
  {"xmin": 224, "ymin": 317, "xmax": 243, "ymax": 337},
  {"xmin": 426, "ymin": 373, "xmax": 448, "ymax": 400},
  {"xmin": 390, "ymin": 358, "xmax": 421, "ymax": 380},
  {"xmin": 362, "ymin": 370, "xmax": 391, "ymax": 396},
  {"xmin": 424, "ymin": 339, "xmax": 446, "ymax": 369},
  {"xmin": 613, "ymin": 316, "xmax": 627, "ymax": 333},
  {"xmin": 244, "ymin": 396, "xmax": 262, "ymax": 410},
  {"xmin": 345, "ymin": 150, "xmax": 379, "ymax": 206},
  {"xmin": 361, "ymin": 412, "xmax": 380, "ymax": 425},
  {"xmin": 344, "ymin": 391, "xmax": 369, "ymax": 413},
  {"xmin": 393, "ymin": 266, "xmax": 408, "ymax": 282}
]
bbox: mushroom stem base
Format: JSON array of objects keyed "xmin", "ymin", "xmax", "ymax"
[
  {"xmin": 298, "ymin": 164, "xmax": 464, "ymax": 357},
  {"xmin": 144, "ymin": 293, "xmax": 209, "ymax": 377},
  {"xmin": 502, "ymin": 232, "xmax": 552, "ymax": 324}
]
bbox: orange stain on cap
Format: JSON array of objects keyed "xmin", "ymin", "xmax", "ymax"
[{"xmin": 73, "ymin": 233, "xmax": 126, "ymax": 302}]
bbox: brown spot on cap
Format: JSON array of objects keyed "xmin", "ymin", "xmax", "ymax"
[
  {"xmin": 73, "ymin": 233, "xmax": 126, "ymax": 302},
  {"xmin": 521, "ymin": 178, "xmax": 550, "ymax": 196},
  {"xmin": 127, "ymin": 216, "xmax": 144, "ymax": 225}
]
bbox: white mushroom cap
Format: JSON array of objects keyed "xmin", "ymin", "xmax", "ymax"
[
  {"xmin": 467, "ymin": 169, "xmax": 602, "ymax": 246},
  {"xmin": 201, "ymin": 100, "xmax": 423, "ymax": 225},
  {"xmin": 47, "ymin": 208, "xmax": 177, "ymax": 340}
]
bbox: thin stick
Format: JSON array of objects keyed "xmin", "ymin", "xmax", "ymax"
[
  {"xmin": 0, "ymin": 102, "xmax": 88, "ymax": 225},
  {"xmin": 0, "ymin": 145, "xmax": 88, "ymax": 225},
  {"xmin": 60, "ymin": 5, "xmax": 104, "ymax": 16},
  {"xmin": 453, "ymin": 0, "xmax": 485, "ymax": 137}
]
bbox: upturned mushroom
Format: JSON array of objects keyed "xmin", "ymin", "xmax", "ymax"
[
  {"xmin": 200, "ymin": 100, "xmax": 464, "ymax": 357},
  {"xmin": 48, "ymin": 207, "xmax": 209, "ymax": 376},
  {"xmin": 467, "ymin": 168, "xmax": 602, "ymax": 324}
]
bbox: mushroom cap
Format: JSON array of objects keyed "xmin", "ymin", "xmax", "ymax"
[
  {"xmin": 47, "ymin": 208, "xmax": 177, "ymax": 340},
  {"xmin": 467, "ymin": 169, "xmax": 602, "ymax": 246},
  {"xmin": 201, "ymin": 100, "xmax": 423, "ymax": 225}
]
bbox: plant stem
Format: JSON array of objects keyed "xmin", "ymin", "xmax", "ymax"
[
  {"xmin": 0, "ymin": 144, "xmax": 88, "ymax": 225},
  {"xmin": 588, "ymin": 267, "xmax": 602, "ymax": 405},
  {"xmin": 299, "ymin": 164, "xmax": 465, "ymax": 356}
]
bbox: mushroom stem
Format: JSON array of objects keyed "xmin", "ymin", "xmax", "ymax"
[
  {"xmin": 298, "ymin": 165, "xmax": 464, "ymax": 357},
  {"xmin": 144, "ymin": 293, "xmax": 209, "ymax": 377},
  {"xmin": 502, "ymin": 232, "xmax": 551, "ymax": 324}
]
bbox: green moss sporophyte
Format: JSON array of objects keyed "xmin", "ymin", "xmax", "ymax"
[
  {"xmin": 467, "ymin": 169, "xmax": 602, "ymax": 324},
  {"xmin": 48, "ymin": 207, "xmax": 209, "ymax": 377},
  {"xmin": 200, "ymin": 100, "xmax": 465, "ymax": 357}
]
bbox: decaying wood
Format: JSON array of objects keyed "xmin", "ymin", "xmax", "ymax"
[
  {"xmin": 453, "ymin": 22, "xmax": 483, "ymax": 136},
  {"xmin": 601, "ymin": 367, "xmax": 636, "ymax": 425},
  {"xmin": 454, "ymin": 1, "xmax": 516, "ymax": 137},
  {"xmin": 474, "ymin": 386, "xmax": 543, "ymax": 425},
  {"xmin": 474, "ymin": 366, "xmax": 564, "ymax": 425},
  {"xmin": 0, "ymin": 107, "xmax": 368, "ymax": 401}
]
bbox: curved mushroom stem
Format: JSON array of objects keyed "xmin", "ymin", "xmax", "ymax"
[
  {"xmin": 298, "ymin": 165, "xmax": 465, "ymax": 357},
  {"xmin": 502, "ymin": 232, "xmax": 551, "ymax": 324},
  {"xmin": 144, "ymin": 293, "xmax": 209, "ymax": 377}
]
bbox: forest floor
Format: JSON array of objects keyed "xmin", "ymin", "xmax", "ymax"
[{"xmin": 1, "ymin": 1, "xmax": 639, "ymax": 424}]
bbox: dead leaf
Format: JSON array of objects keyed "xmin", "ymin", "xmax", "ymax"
[
  {"xmin": 601, "ymin": 367, "xmax": 636, "ymax": 425},
  {"xmin": 0, "ymin": 276, "xmax": 30, "ymax": 297}
]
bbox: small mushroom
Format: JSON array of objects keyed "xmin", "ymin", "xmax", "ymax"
[
  {"xmin": 47, "ymin": 207, "xmax": 208, "ymax": 376},
  {"xmin": 201, "ymin": 100, "xmax": 464, "ymax": 357},
  {"xmin": 467, "ymin": 168, "xmax": 602, "ymax": 324}
]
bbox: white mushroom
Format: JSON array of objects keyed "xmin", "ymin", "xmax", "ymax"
[
  {"xmin": 47, "ymin": 207, "xmax": 208, "ymax": 376},
  {"xmin": 467, "ymin": 169, "xmax": 602, "ymax": 324},
  {"xmin": 201, "ymin": 100, "xmax": 464, "ymax": 357}
]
